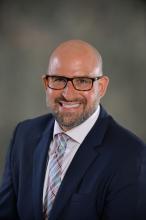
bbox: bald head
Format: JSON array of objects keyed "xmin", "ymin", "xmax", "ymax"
[
  {"xmin": 48, "ymin": 40, "xmax": 103, "ymax": 77},
  {"xmin": 44, "ymin": 40, "xmax": 109, "ymax": 131}
]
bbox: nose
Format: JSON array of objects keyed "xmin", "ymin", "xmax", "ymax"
[{"xmin": 62, "ymin": 81, "xmax": 78, "ymax": 100}]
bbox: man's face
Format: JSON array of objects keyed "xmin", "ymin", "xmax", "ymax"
[{"xmin": 43, "ymin": 44, "xmax": 108, "ymax": 131}]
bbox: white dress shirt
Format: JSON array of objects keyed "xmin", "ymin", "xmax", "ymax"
[{"xmin": 43, "ymin": 105, "xmax": 100, "ymax": 203}]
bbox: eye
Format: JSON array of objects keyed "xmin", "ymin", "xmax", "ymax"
[
  {"xmin": 52, "ymin": 76, "xmax": 66, "ymax": 83},
  {"xmin": 76, "ymin": 78, "xmax": 90, "ymax": 84}
]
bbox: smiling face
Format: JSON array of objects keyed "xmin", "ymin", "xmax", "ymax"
[{"xmin": 43, "ymin": 40, "xmax": 109, "ymax": 131}]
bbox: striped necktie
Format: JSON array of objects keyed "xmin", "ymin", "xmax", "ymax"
[{"xmin": 43, "ymin": 133, "xmax": 69, "ymax": 219}]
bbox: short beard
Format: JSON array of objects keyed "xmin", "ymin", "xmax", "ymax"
[
  {"xmin": 50, "ymin": 98, "xmax": 98, "ymax": 131},
  {"xmin": 53, "ymin": 111, "xmax": 86, "ymax": 130}
]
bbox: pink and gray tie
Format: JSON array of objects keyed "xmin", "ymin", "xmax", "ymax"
[{"xmin": 43, "ymin": 133, "xmax": 69, "ymax": 219}]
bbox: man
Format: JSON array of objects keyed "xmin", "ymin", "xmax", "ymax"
[{"xmin": 0, "ymin": 40, "xmax": 146, "ymax": 220}]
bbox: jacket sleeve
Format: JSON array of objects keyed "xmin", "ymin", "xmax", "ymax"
[{"xmin": 0, "ymin": 125, "xmax": 19, "ymax": 220}]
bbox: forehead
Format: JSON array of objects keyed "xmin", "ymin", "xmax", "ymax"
[{"xmin": 48, "ymin": 44, "xmax": 101, "ymax": 77}]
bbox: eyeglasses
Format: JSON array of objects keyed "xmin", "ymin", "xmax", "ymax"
[{"xmin": 43, "ymin": 74, "xmax": 103, "ymax": 91}]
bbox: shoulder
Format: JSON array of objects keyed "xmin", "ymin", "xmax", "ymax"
[
  {"xmin": 8, "ymin": 113, "xmax": 55, "ymax": 159},
  {"xmin": 109, "ymin": 115, "xmax": 145, "ymax": 144},
  {"xmin": 106, "ymin": 115, "xmax": 146, "ymax": 157},
  {"xmin": 13, "ymin": 113, "xmax": 54, "ymax": 140},
  {"xmin": 99, "ymin": 106, "xmax": 145, "ymax": 149},
  {"xmin": 18, "ymin": 113, "xmax": 54, "ymax": 128}
]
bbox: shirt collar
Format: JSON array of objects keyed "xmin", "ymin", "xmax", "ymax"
[{"xmin": 53, "ymin": 105, "xmax": 100, "ymax": 144}]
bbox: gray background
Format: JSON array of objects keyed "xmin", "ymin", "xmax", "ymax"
[{"xmin": 0, "ymin": 0, "xmax": 146, "ymax": 181}]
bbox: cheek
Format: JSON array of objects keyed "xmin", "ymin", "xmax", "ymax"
[
  {"xmin": 45, "ymin": 90, "xmax": 56, "ymax": 108},
  {"xmin": 46, "ymin": 89, "xmax": 59, "ymax": 100},
  {"xmin": 83, "ymin": 89, "xmax": 99, "ymax": 103}
]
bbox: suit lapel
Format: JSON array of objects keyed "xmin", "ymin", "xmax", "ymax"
[
  {"xmin": 32, "ymin": 117, "xmax": 54, "ymax": 220},
  {"xmin": 49, "ymin": 107, "xmax": 110, "ymax": 220}
]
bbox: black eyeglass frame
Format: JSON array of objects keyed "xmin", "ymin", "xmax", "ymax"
[{"xmin": 44, "ymin": 74, "xmax": 103, "ymax": 91}]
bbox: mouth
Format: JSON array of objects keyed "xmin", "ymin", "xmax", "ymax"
[{"xmin": 59, "ymin": 101, "xmax": 81, "ymax": 109}]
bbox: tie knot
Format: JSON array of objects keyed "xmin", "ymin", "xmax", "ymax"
[{"xmin": 55, "ymin": 133, "xmax": 70, "ymax": 153}]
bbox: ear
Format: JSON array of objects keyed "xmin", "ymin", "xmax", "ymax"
[
  {"xmin": 42, "ymin": 75, "xmax": 48, "ymax": 90},
  {"xmin": 98, "ymin": 75, "xmax": 109, "ymax": 98}
]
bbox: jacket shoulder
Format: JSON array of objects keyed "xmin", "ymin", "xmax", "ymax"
[
  {"xmin": 14, "ymin": 113, "xmax": 54, "ymax": 137},
  {"xmin": 108, "ymin": 115, "xmax": 146, "ymax": 151}
]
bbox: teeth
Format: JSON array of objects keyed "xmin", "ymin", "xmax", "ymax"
[{"xmin": 61, "ymin": 103, "xmax": 80, "ymax": 108}]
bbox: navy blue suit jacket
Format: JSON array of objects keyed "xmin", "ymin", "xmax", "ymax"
[{"xmin": 0, "ymin": 107, "xmax": 146, "ymax": 220}]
